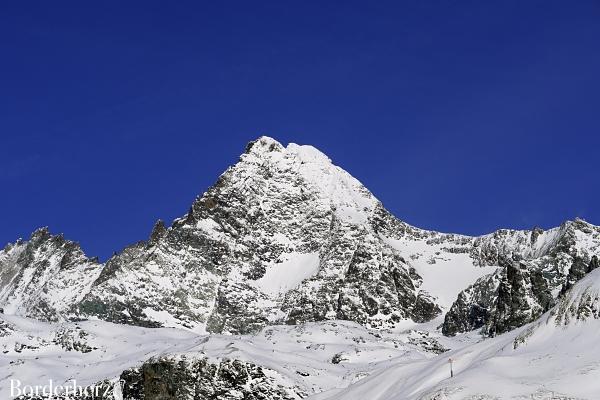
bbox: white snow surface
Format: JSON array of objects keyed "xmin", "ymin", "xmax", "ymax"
[{"xmin": 250, "ymin": 252, "xmax": 320, "ymax": 295}]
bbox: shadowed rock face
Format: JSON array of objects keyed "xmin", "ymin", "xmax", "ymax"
[
  {"xmin": 560, "ymin": 255, "xmax": 599, "ymax": 295},
  {"xmin": 487, "ymin": 260, "xmax": 554, "ymax": 336},
  {"xmin": 441, "ymin": 271, "xmax": 500, "ymax": 336}
]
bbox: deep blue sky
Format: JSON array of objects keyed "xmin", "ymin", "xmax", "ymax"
[{"xmin": 1, "ymin": 1, "xmax": 599, "ymax": 260}]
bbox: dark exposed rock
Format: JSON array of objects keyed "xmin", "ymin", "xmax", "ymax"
[
  {"xmin": 117, "ymin": 356, "xmax": 298, "ymax": 400},
  {"xmin": 331, "ymin": 352, "xmax": 347, "ymax": 364},
  {"xmin": 206, "ymin": 280, "xmax": 270, "ymax": 334},
  {"xmin": 530, "ymin": 226, "xmax": 544, "ymax": 245},
  {"xmin": 0, "ymin": 319, "xmax": 11, "ymax": 337},
  {"xmin": 14, "ymin": 357, "xmax": 299, "ymax": 400},
  {"xmin": 488, "ymin": 261, "xmax": 542, "ymax": 336},
  {"xmin": 406, "ymin": 330, "xmax": 448, "ymax": 354},
  {"xmin": 52, "ymin": 327, "xmax": 96, "ymax": 353}
]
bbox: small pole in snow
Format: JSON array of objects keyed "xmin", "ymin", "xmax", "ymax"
[{"xmin": 448, "ymin": 358, "xmax": 454, "ymax": 378}]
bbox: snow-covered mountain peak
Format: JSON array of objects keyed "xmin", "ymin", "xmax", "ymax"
[
  {"xmin": 240, "ymin": 136, "xmax": 334, "ymax": 173},
  {"xmin": 237, "ymin": 137, "xmax": 377, "ymax": 224},
  {"xmin": 66, "ymin": 137, "xmax": 442, "ymax": 334}
]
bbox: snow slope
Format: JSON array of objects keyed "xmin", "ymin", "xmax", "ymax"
[
  {"xmin": 250, "ymin": 252, "xmax": 320, "ymax": 295},
  {"xmin": 383, "ymin": 235, "xmax": 499, "ymax": 309},
  {"xmin": 320, "ymin": 268, "xmax": 600, "ymax": 400}
]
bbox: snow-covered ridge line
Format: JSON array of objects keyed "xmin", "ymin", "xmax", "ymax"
[{"xmin": 1, "ymin": 136, "xmax": 599, "ymax": 338}]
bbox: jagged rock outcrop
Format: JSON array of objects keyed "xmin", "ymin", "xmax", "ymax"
[
  {"xmin": 14, "ymin": 355, "xmax": 297, "ymax": 400},
  {"xmin": 281, "ymin": 214, "xmax": 441, "ymax": 328},
  {"xmin": 114, "ymin": 356, "xmax": 299, "ymax": 400},
  {"xmin": 443, "ymin": 220, "xmax": 600, "ymax": 336},
  {"xmin": 0, "ymin": 228, "xmax": 102, "ymax": 322},
  {"xmin": 443, "ymin": 258, "xmax": 555, "ymax": 336},
  {"xmin": 487, "ymin": 260, "xmax": 553, "ymax": 336}
]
